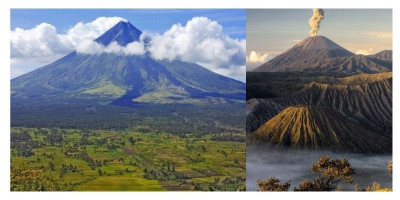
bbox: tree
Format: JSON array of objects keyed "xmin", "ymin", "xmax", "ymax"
[
  {"xmin": 257, "ymin": 177, "xmax": 290, "ymax": 191},
  {"xmin": 20, "ymin": 143, "xmax": 34, "ymax": 157},
  {"xmin": 294, "ymin": 178, "xmax": 332, "ymax": 191},
  {"xmin": 355, "ymin": 160, "xmax": 393, "ymax": 192},
  {"xmin": 294, "ymin": 156, "xmax": 355, "ymax": 191},
  {"xmin": 356, "ymin": 182, "xmax": 392, "ymax": 192},
  {"xmin": 128, "ymin": 136, "xmax": 135, "ymax": 145},
  {"xmin": 171, "ymin": 162, "xmax": 176, "ymax": 172},
  {"xmin": 80, "ymin": 134, "xmax": 89, "ymax": 146},
  {"xmin": 48, "ymin": 162, "xmax": 55, "ymax": 171},
  {"xmin": 200, "ymin": 145, "xmax": 207, "ymax": 152},
  {"xmin": 98, "ymin": 168, "xmax": 103, "ymax": 176},
  {"xmin": 46, "ymin": 129, "xmax": 63, "ymax": 145}
]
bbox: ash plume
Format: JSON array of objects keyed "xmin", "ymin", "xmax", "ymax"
[{"xmin": 309, "ymin": 9, "xmax": 324, "ymax": 36}]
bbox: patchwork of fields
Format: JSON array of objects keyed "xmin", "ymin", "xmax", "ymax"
[{"xmin": 11, "ymin": 128, "xmax": 245, "ymax": 191}]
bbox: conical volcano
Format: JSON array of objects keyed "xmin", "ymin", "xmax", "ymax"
[
  {"xmin": 95, "ymin": 21, "xmax": 142, "ymax": 46},
  {"xmin": 253, "ymin": 35, "xmax": 391, "ymax": 74},
  {"xmin": 11, "ymin": 21, "xmax": 245, "ymax": 105}
]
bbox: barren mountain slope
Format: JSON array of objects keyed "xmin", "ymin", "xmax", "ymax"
[
  {"xmin": 246, "ymin": 73, "xmax": 392, "ymax": 136},
  {"xmin": 246, "ymin": 98, "xmax": 285, "ymax": 134},
  {"xmin": 369, "ymin": 50, "xmax": 392, "ymax": 62},
  {"xmin": 249, "ymin": 106, "xmax": 391, "ymax": 153},
  {"xmin": 301, "ymin": 54, "xmax": 391, "ymax": 74}
]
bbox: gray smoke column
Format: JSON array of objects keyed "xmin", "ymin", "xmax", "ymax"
[{"xmin": 309, "ymin": 9, "xmax": 324, "ymax": 36}]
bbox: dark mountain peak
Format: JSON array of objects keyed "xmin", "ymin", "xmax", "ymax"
[
  {"xmin": 95, "ymin": 21, "xmax": 142, "ymax": 46},
  {"xmin": 295, "ymin": 35, "xmax": 347, "ymax": 51}
]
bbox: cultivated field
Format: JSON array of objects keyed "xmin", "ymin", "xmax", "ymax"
[{"xmin": 11, "ymin": 127, "xmax": 245, "ymax": 191}]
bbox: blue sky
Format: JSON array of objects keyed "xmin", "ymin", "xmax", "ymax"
[
  {"xmin": 11, "ymin": 9, "xmax": 246, "ymax": 39},
  {"xmin": 246, "ymin": 9, "xmax": 392, "ymax": 70}
]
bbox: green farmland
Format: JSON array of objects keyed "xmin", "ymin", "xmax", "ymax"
[{"xmin": 10, "ymin": 127, "xmax": 245, "ymax": 191}]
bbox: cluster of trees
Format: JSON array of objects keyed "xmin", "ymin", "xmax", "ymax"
[
  {"xmin": 143, "ymin": 167, "xmax": 187, "ymax": 180},
  {"xmin": 64, "ymin": 148, "xmax": 115, "ymax": 171},
  {"xmin": 143, "ymin": 159, "xmax": 187, "ymax": 181},
  {"xmin": 91, "ymin": 137, "xmax": 126, "ymax": 150},
  {"xmin": 257, "ymin": 177, "xmax": 290, "ymax": 191},
  {"xmin": 210, "ymin": 133, "xmax": 245, "ymax": 142},
  {"xmin": 193, "ymin": 176, "xmax": 246, "ymax": 191},
  {"xmin": 257, "ymin": 156, "xmax": 393, "ymax": 192},
  {"xmin": 46, "ymin": 129, "xmax": 64, "ymax": 145},
  {"xmin": 11, "ymin": 130, "xmax": 39, "ymax": 157},
  {"xmin": 59, "ymin": 164, "xmax": 79, "ymax": 178},
  {"xmin": 294, "ymin": 156, "xmax": 355, "ymax": 191},
  {"xmin": 355, "ymin": 161, "xmax": 393, "ymax": 192}
]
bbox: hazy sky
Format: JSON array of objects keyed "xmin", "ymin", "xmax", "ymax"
[
  {"xmin": 246, "ymin": 9, "xmax": 392, "ymax": 71},
  {"xmin": 11, "ymin": 9, "xmax": 246, "ymax": 81}
]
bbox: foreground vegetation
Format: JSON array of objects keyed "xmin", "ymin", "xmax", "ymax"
[
  {"xmin": 257, "ymin": 156, "xmax": 392, "ymax": 192},
  {"xmin": 11, "ymin": 127, "xmax": 245, "ymax": 191}
]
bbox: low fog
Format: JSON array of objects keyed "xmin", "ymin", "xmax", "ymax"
[{"xmin": 246, "ymin": 145, "xmax": 392, "ymax": 191}]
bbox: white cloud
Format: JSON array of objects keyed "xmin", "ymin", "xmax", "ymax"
[
  {"xmin": 214, "ymin": 65, "xmax": 246, "ymax": 83},
  {"xmin": 123, "ymin": 41, "xmax": 146, "ymax": 55},
  {"xmin": 11, "ymin": 23, "xmax": 72, "ymax": 60},
  {"xmin": 363, "ymin": 32, "xmax": 392, "ymax": 39},
  {"xmin": 76, "ymin": 40, "xmax": 145, "ymax": 55},
  {"xmin": 75, "ymin": 39, "xmax": 103, "ymax": 54},
  {"xmin": 66, "ymin": 17, "xmax": 127, "ymax": 47},
  {"xmin": 356, "ymin": 47, "xmax": 373, "ymax": 55},
  {"xmin": 246, "ymin": 51, "xmax": 273, "ymax": 63},
  {"xmin": 356, "ymin": 49, "xmax": 370, "ymax": 55},
  {"xmin": 11, "ymin": 17, "xmax": 127, "ymax": 63},
  {"xmin": 246, "ymin": 51, "xmax": 276, "ymax": 71},
  {"xmin": 147, "ymin": 17, "xmax": 246, "ymax": 79}
]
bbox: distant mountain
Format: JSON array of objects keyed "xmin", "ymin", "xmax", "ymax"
[
  {"xmin": 253, "ymin": 36, "xmax": 392, "ymax": 74},
  {"xmin": 11, "ymin": 21, "xmax": 245, "ymax": 105},
  {"xmin": 369, "ymin": 50, "xmax": 392, "ymax": 62},
  {"xmin": 248, "ymin": 105, "xmax": 391, "ymax": 153}
]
